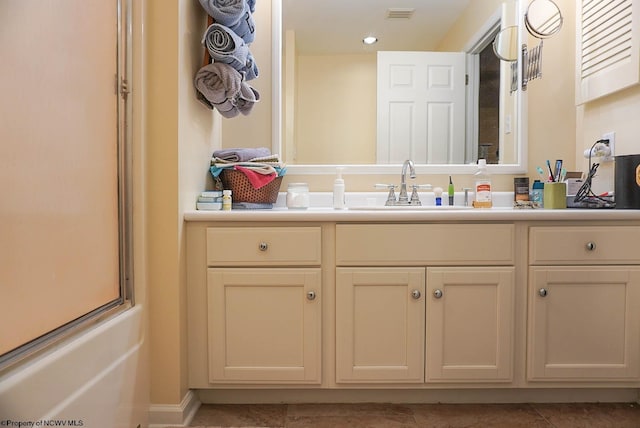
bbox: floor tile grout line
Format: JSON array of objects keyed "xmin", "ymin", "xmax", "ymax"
[{"xmin": 527, "ymin": 403, "xmax": 558, "ymax": 428}]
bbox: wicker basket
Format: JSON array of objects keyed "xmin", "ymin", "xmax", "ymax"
[{"xmin": 219, "ymin": 169, "xmax": 283, "ymax": 203}]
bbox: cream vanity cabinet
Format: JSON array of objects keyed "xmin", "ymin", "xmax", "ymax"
[
  {"xmin": 189, "ymin": 226, "xmax": 323, "ymax": 385},
  {"xmin": 335, "ymin": 223, "xmax": 516, "ymax": 384},
  {"xmin": 527, "ymin": 226, "xmax": 640, "ymax": 382}
]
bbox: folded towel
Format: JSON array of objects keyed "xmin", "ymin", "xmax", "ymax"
[
  {"xmin": 234, "ymin": 165, "xmax": 276, "ymax": 189},
  {"xmin": 209, "ymin": 157, "xmax": 286, "ymax": 179},
  {"xmin": 202, "ymin": 23, "xmax": 259, "ymax": 80},
  {"xmin": 211, "ymin": 162, "xmax": 278, "ymax": 176},
  {"xmin": 213, "ymin": 147, "xmax": 271, "ymax": 162},
  {"xmin": 194, "ymin": 63, "xmax": 260, "ymax": 117},
  {"xmin": 198, "ymin": 0, "xmax": 256, "ymax": 43}
]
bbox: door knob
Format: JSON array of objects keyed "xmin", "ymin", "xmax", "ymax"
[
  {"xmin": 433, "ymin": 289, "xmax": 443, "ymax": 299},
  {"xmin": 411, "ymin": 289, "xmax": 421, "ymax": 299}
]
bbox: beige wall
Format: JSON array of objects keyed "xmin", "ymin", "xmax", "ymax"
[
  {"xmin": 146, "ymin": 0, "xmax": 181, "ymax": 406},
  {"xmin": 578, "ymin": 83, "xmax": 640, "ymax": 195},
  {"xmin": 437, "ymin": 0, "xmax": 505, "ymax": 51},
  {"xmin": 294, "ymin": 53, "xmax": 377, "ymax": 164},
  {"xmin": 526, "ymin": 0, "xmax": 577, "ymax": 179}
]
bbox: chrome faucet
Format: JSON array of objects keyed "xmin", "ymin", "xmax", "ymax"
[{"xmin": 397, "ymin": 159, "xmax": 416, "ymax": 205}]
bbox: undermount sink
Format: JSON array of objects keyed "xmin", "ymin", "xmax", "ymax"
[{"xmin": 348, "ymin": 205, "xmax": 474, "ymax": 211}]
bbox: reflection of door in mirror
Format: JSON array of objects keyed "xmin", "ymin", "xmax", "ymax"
[{"xmin": 377, "ymin": 51, "xmax": 466, "ymax": 165}]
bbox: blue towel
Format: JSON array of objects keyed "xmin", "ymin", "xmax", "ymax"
[
  {"xmin": 198, "ymin": 0, "xmax": 255, "ymax": 43},
  {"xmin": 202, "ymin": 23, "xmax": 259, "ymax": 81}
]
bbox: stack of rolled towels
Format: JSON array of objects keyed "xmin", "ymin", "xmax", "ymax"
[{"xmin": 195, "ymin": 0, "xmax": 260, "ymax": 117}]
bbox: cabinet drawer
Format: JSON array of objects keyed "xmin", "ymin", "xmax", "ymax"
[
  {"xmin": 207, "ymin": 227, "xmax": 321, "ymax": 266},
  {"xmin": 529, "ymin": 226, "xmax": 640, "ymax": 265},
  {"xmin": 336, "ymin": 224, "xmax": 514, "ymax": 265}
]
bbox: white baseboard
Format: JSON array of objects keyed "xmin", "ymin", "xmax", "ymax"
[{"xmin": 148, "ymin": 390, "xmax": 201, "ymax": 427}]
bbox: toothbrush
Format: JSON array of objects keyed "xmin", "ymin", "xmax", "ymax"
[
  {"xmin": 559, "ymin": 167, "xmax": 567, "ymax": 182},
  {"xmin": 536, "ymin": 166, "xmax": 546, "ymax": 180},
  {"xmin": 545, "ymin": 160, "xmax": 555, "ymax": 182}
]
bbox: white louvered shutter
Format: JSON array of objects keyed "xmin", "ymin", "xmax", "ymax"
[{"xmin": 576, "ymin": 0, "xmax": 639, "ymax": 104}]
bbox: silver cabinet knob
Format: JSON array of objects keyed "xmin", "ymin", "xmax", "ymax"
[
  {"xmin": 539, "ymin": 288, "xmax": 548, "ymax": 297},
  {"xmin": 586, "ymin": 242, "xmax": 596, "ymax": 251},
  {"xmin": 411, "ymin": 289, "xmax": 421, "ymax": 299},
  {"xmin": 433, "ymin": 289, "xmax": 443, "ymax": 299},
  {"xmin": 259, "ymin": 242, "xmax": 268, "ymax": 251},
  {"xmin": 306, "ymin": 291, "xmax": 316, "ymax": 301}
]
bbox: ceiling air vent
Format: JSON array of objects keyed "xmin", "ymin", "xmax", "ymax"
[{"xmin": 386, "ymin": 8, "xmax": 415, "ymax": 20}]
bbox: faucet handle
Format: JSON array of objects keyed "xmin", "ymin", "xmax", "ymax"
[
  {"xmin": 409, "ymin": 185, "xmax": 422, "ymax": 206},
  {"xmin": 375, "ymin": 184, "xmax": 397, "ymax": 206},
  {"xmin": 375, "ymin": 183, "xmax": 397, "ymax": 189},
  {"xmin": 409, "ymin": 184, "xmax": 432, "ymax": 205}
]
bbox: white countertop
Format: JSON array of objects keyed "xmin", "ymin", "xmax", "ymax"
[{"xmin": 184, "ymin": 192, "xmax": 640, "ymax": 222}]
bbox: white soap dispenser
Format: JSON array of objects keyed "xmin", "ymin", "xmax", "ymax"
[{"xmin": 333, "ymin": 167, "xmax": 346, "ymax": 209}]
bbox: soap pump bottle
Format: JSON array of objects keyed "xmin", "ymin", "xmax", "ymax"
[
  {"xmin": 473, "ymin": 159, "xmax": 492, "ymax": 208},
  {"xmin": 333, "ymin": 168, "xmax": 346, "ymax": 209}
]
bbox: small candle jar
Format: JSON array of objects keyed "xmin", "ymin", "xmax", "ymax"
[{"xmin": 286, "ymin": 183, "xmax": 310, "ymax": 209}]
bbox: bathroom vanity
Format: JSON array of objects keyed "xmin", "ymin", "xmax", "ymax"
[{"xmin": 185, "ymin": 204, "xmax": 640, "ymax": 403}]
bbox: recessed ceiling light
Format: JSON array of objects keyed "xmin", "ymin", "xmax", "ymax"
[{"xmin": 363, "ymin": 36, "xmax": 378, "ymax": 45}]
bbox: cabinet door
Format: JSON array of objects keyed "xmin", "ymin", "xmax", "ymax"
[
  {"xmin": 207, "ymin": 268, "xmax": 321, "ymax": 384},
  {"xmin": 426, "ymin": 267, "xmax": 514, "ymax": 382},
  {"xmin": 528, "ymin": 267, "xmax": 640, "ymax": 381},
  {"xmin": 336, "ymin": 267, "xmax": 425, "ymax": 383}
]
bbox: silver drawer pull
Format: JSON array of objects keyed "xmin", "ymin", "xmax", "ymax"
[
  {"xmin": 586, "ymin": 242, "xmax": 596, "ymax": 251},
  {"xmin": 411, "ymin": 289, "xmax": 421, "ymax": 299},
  {"xmin": 539, "ymin": 288, "xmax": 548, "ymax": 297},
  {"xmin": 433, "ymin": 289, "xmax": 443, "ymax": 299},
  {"xmin": 259, "ymin": 242, "xmax": 268, "ymax": 251},
  {"xmin": 306, "ymin": 291, "xmax": 316, "ymax": 301}
]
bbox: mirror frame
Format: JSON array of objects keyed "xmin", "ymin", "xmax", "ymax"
[{"xmin": 272, "ymin": 0, "xmax": 528, "ymax": 175}]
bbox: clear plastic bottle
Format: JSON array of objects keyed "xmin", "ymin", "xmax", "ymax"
[
  {"xmin": 222, "ymin": 189, "xmax": 232, "ymax": 211},
  {"xmin": 333, "ymin": 168, "xmax": 346, "ymax": 209},
  {"xmin": 473, "ymin": 159, "xmax": 492, "ymax": 208}
]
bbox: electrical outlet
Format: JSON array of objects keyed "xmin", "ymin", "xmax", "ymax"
[{"xmin": 602, "ymin": 131, "xmax": 615, "ymax": 161}]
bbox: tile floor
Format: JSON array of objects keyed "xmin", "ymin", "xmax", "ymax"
[{"xmin": 185, "ymin": 402, "xmax": 640, "ymax": 428}]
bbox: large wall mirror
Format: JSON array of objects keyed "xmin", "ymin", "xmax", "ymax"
[{"xmin": 273, "ymin": 0, "xmax": 527, "ymax": 174}]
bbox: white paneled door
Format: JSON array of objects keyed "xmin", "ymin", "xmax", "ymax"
[{"xmin": 377, "ymin": 51, "xmax": 466, "ymax": 164}]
